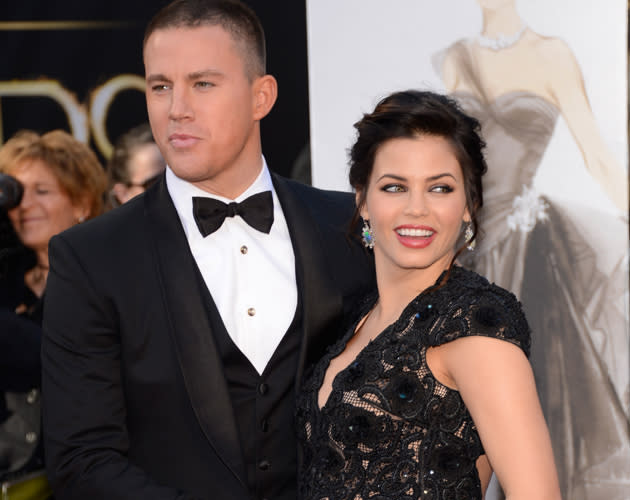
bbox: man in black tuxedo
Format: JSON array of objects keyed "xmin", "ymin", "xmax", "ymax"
[{"xmin": 41, "ymin": 1, "xmax": 374, "ymax": 499}]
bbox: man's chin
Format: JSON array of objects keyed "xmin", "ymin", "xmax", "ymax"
[{"xmin": 168, "ymin": 163, "xmax": 213, "ymax": 183}]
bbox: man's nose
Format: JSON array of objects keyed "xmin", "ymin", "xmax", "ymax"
[{"xmin": 169, "ymin": 88, "xmax": 193, "ymax": 121}]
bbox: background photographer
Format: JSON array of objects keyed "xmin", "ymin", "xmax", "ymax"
[{"xmin": 0, "ymin": 129, "xmax": 106, "ymax": 483}]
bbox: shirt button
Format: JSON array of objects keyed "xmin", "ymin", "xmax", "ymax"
[
  {"xmin": 258, "ymin": 459, "xmax": 270, "ymax": 471},
  {"xmin": 258, "ymin": 383, "xmax": 268, "ymax": 395},
  {"xmin": 261, "ymin": 419, "xmax": 269, "ymax": 432},
  {"xmin": 25, "ymin": 432, "xmax": 37, "ymax": 443},
  {"xmin": 240, "ymin": 245, "xmax": 248, "ymax": 254},
  {"xmin": 247, "ymin": 307, "xmax": 256, "ymax": 316}
]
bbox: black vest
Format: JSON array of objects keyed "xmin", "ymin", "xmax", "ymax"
[{"xmin": 196, "ymin": 268, "xmax": 302, "ymax": 500}]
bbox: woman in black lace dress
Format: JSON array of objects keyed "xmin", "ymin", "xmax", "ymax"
[{"xmin": 296, "ymin": 90, "xmax": 560, "ymax": 500}]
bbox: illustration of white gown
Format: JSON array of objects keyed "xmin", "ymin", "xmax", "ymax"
[{"xmin": 435, "ymin": 41, "xmax": 630, "ymax": 500}]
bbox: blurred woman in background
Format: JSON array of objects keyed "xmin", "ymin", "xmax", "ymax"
[{"xmin": 0, "ymin": 129, "xmax": 106, "ymax": 487}]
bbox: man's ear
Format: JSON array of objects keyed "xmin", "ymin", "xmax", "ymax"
[{"xmin": 252, "ymin": 74, "xmax": 278, "ymax": 121}]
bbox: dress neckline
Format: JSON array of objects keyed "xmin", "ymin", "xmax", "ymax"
[
  {"xmin": 315, "ymin": 267, "xmax": 455, "ymax": 412},
  {"xmin": 450, "ymin": 88, "xmax": 559, "ymax": 114}
]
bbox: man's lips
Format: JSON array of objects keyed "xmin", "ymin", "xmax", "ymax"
[{"xmin": 168, "ymin": 133, "xmax": 200, "ymax": 149}]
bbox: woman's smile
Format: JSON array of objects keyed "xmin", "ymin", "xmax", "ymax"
[{"xmin": 395, "ymin": 224, "xmax": 436, "ymax": 248}]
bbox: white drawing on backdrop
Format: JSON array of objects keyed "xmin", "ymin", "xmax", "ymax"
[{"xmin": 433, "ymin": 1, "xmax": 630, "ymax": 499}]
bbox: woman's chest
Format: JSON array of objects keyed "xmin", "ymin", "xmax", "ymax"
[{"xmin": 317, "ymin": 333, "xmax": 468, "ymax": 427}]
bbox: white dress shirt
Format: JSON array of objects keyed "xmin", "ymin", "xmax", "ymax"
[{"xmin": 166, "ymin": 158, "xmax": 297, "ymax": 374}]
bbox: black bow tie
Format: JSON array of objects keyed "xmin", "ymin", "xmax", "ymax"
[{"xmin": 192, "ymin": 191, "xmax": 274, "ymax": 237}]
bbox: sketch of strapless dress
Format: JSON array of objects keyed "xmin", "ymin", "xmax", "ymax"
[{"xmin": 434, "ymin": 36, "xmax": 630, "ymax": 500}]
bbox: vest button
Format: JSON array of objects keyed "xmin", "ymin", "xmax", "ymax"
[
  {"xmin": 258, "ymin": 459, "xmax": 270, "ymax": 471},
  {"xmin": 258, "ymin": 383, "xmax": 268, "ymax": 395},
  {"xmin": 261, "ymin": 419, "xmax": 269, "ymax": 432}
]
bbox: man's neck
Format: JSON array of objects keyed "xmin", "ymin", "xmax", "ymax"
[{"xmin": 190, "ymin": 159, "xmax": 264, "ymax": 200}]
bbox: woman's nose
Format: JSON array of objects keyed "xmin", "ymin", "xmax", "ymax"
[
  {"xmin": 17, "ymin": 187, "xmax": 34, "ymax": 209},
  {"xmin": 404, "ymin": 190, "xmax": 429, "ymax": 216}
]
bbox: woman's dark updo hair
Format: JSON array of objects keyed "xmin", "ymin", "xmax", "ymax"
[{"xmin": 349, "ymin": 89, "xmax": 487, "ymax": 261}]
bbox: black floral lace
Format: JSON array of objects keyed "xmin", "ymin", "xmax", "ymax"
[{"xmin": 296, "ymin": 266, "xmax": 530, "ymax": 500}]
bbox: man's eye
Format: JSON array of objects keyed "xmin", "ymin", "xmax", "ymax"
[
  {"xmin": 151, "ymin": 84, "xmax": 169, "ymax": 92},
  {"xmin": 195, "ymin": 81, "xmax": 214, "ymax": 89}
]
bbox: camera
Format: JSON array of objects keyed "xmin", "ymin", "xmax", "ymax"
[
  {"xmin": 0, "ymin": 173, "xmax": 23, "ymax": 211},
  {"xmin": 1, "ymin": 174, "xmax": 23, "ymax": 274}
]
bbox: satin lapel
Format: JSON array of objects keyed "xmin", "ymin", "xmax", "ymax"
[
  {"xmin": 144, "ymin": 179, "xmax": 246, "ymax": 486},
  {"xmin": 271, "ymin": 175, "xmax": 343, "ymax": 385}
]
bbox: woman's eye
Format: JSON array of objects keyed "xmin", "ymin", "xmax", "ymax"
[
  {"xmin": 431, "ymin": 185, "xmax": 454, "ymax": 194},
  {"xmin": 383, "ymin": 184, "xmax": 406, "ymax": 193}
]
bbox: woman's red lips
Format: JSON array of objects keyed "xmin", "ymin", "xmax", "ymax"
[{"xmin": 395, "ymin": 225, "xmax": 436, "ymax": 248}]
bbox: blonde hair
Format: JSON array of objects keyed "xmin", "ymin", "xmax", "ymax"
[{"xmin": 0, "ymin": 130, "xmax": 107, "ymax": 218}]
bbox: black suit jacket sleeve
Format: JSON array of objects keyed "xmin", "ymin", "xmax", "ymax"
[{"xmin": 42, "ymin": 235, "xmax": 200, "ymax": 500}]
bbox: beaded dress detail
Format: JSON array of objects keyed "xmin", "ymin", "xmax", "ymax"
[{"xmin": 296, "ymin": 267, "xmax": 530, "ymax": 500}]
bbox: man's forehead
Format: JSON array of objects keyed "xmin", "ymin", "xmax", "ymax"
[
  {"xmin": 144, "ymin": 24, "xmax": 241, "ymax": 64},
  {"xmin": 143, "ymin": 24, "xmax": 253, "ymax": 80},
  {"xmin": 144, "ymin": 23, "xmax": 234, "ymax": 49}
]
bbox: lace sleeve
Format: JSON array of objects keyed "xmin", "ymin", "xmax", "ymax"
[
  {"xmin": 425, "ymin": 270, "xmax": 531, "ymax": 357},
  {"xmin": 417, "ymin": 268, "xmax": 531, "ymax": 357}
]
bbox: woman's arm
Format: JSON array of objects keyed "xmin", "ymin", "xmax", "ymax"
[
  {"xmin": 438, "ymin": 335, "xmax": 561, "ymax": 500},
  {"xmin": 543, "ymin": 38, "xmax": 628, "ymax": 211}
]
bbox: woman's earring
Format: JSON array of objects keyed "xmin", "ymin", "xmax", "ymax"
[
  {"xmin": 361, "ymin": 219, "xmax": 375, "ymax": 249},
  {"xmin": 465, "ymin": 221, "xmax": 475, "ymax": 251}
]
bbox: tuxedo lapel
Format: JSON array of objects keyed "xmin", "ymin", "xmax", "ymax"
[
  {"xmin": 143, "ymin": 178, "xmax": 246, "ymax": 487},
  {"xmin": 271, "ymin": 175, "xmax": 344, "ymax": 385}
]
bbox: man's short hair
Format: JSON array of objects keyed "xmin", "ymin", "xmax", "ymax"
[{"xmin": 144, "ymin": 0, "xmax": 266, "ymax": 80}]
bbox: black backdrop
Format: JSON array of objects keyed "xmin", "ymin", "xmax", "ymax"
[{"xmin": 0, "ymin": 1, "xmax": 309, "ymax": 179}]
